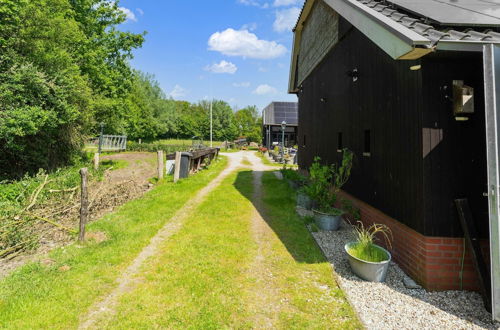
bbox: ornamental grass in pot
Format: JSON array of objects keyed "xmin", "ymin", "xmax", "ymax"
[
  {"xmin": 345, "ymin": 222, "xmax": 393, "ymax": 282},
  {"xmin": 309, "ymin": 150, "xmax": 353, "ymax": 231}
]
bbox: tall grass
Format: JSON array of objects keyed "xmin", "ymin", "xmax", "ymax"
[{"xmin": 347, "ymin": 222, "xmax": 392, "ymax": 263}]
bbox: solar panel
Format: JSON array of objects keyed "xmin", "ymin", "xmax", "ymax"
[{"xmin": 385, "ymin": 0, "xmax": 500, "ymax": 26}]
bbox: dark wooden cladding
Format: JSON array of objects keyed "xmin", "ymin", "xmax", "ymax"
[
  {"xmin": 421, "ymin": 52, "xmax": 488, "ymax": 237},
  {"xmin": 298, "ymin": 18, "xmax": 488, "ymax": 237},
  {"xmin": 298, "ymin": 22, "xmax": 425, "ymax": 234}
]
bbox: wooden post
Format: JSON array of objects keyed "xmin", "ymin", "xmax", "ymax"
[
  {"xmin": 157, "ymin": 150, "xmax": 164, "ymax": 180},
  {"xmin": 197, "ymin": 157, "xmax": 202, "ymax": 171},
  {"xmin": 79, "ymin": 168, "xmax": 89, "ymax": 242},
  {"xmin": 93, "ymin": 153, "xmax": 99, "ymax": 170},
  {"xmin": 173, "ymin": 151, "xmax": 181, "ymax": 183}
]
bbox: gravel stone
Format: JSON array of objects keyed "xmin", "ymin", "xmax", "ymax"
[
  {"xmin": 403, "ymin": 276, "xmax": 422, "ymax": 290},
  {"xmin": 306, "ymin": 214, "xmax": 500, "ymax": 330}
]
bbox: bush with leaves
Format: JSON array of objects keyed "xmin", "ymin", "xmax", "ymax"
[{"xmin": 307, "ymin": 149, "xmax": 353, "ymax": 214}]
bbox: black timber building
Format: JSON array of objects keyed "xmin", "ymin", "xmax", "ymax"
[{"xmin": 289, "ymin": 0, "xmax": 500, "ymax": 312}]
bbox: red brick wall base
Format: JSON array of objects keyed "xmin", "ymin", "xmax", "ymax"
[{"xmin": 338, "ymin": 190, "xmax": 489, "ymax": 291}]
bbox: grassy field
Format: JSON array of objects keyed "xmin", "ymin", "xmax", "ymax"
[
  {"xmin": 0, "ymin": 157, "xmax": 228, "ymax": 329},
  {"xmin": 154, "ymin": 139, "xmax": 224, "ymax": 146},
  {"xmin": 0, "ymin": 156, "xmax": 360, "ymax": 329},
  {"xmin": 97, "ymin": 170, "xmax": 361, "ymax": 329}
]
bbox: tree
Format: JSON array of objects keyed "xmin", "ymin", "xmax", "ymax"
[
  {"xmin": 234, "ymin": 106, "xmax": 262, "ymax": 143},
  {"xmin": 0, "ymin": 0, "xmax": 144, "ymax": 179}
]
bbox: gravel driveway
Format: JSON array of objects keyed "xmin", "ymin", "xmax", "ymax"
[{"xmin": 302, "ymin": 209, "xmax": 500, "ymax": 330}]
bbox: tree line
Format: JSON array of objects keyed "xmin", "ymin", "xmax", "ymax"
[{"xmin": 0, "ymin": 0, "xmax": 261, "ymax": 180}]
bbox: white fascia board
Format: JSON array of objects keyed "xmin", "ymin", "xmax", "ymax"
[
  {"xmin": 437, "ymin": 40, "xmax": 500, "ymax": 52},
  {"xmin": 324, "ymin": 0, "xmax": 432, "ymax": 59}
]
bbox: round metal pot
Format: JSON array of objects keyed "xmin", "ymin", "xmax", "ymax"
[
  {"xmin": 344, "ymin": 242, "xmax": 391, "ymax": 282},
  {"xmin": 297, "ymin": 192, "xmax": 312, "ymax": 210},
  {"xmin": 313, "ymin": 209, "xmax": 342, "ymax": 231}
]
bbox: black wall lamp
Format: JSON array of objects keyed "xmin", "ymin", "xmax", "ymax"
[{"xmin": 348, "ymin": 68, "xmax": 359, "ymax": 82}]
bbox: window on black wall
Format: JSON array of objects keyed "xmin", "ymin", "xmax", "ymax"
[
  {"xmin": 364, "ymin": 130, "xmax": 371, "ymax": 157},
  {"xmin": 337, "ymin": 132, "xmax": 343, "ymax": 152}
]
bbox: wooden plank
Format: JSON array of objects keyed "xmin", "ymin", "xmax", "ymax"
[
  {"xmin": 79, "ymin": 168, "xmax": 89, "ymax": 242},
  {"xmin": 173, "ymin": 152, "xmax": 181, "ymax": 183},
  {"xmin": 455, "ymin": 198, "xmax": 492, "ymax": 312},
  {"xmin": 157, "ymin": 150, "xmax": 164, "ymax": 180}
]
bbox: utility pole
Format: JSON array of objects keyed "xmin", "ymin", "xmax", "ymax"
[{"xmin": 210, "ymin": 99, "xmax": 213, "ymax": 148}]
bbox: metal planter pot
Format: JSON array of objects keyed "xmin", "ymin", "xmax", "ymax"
[
  {"xmin": 313, "ymin": 209, "xmax": 342, "ymax": 231},
  {"xmin": 297, "ymin": 193, "xmax": 312, "ymax": 210},
  {"xmin": 344, "ymin": 242, "xmax": 391, "ymax": 282}
]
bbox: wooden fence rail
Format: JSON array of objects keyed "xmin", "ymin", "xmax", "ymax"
[{"xmin": 167, "ymin": 148, "xmax": 219, "ymax": 181}]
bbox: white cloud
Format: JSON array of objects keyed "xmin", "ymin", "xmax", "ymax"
[
  {"xmin": 233, "ymin": 82, "xmax": 251, "ymax": 88},
  {"xmin": 208, "ymin": 28, "xmax": 287, "ymax": 59},
  {"xmin": 204, "ymin": 60, "xmax": 238, "ymax": 74},
  {"xmin": 119, "ymin": 7, "xmax": 137, "ymax": 22},
  {"xmin": 136, "ymin": 8, "xmax": 144, "ymax": 16},
  {"xmin": 241, "ymin": 22, "xmax": 258, "ymax": 31},
  {"xmin": 237, "ymin": 0, "xmax": 269, "ymax": 8},
  {"xmin": 169, "ymin": 85, "xmax": 188, "ymax": 99},
  {"xmin": 273, "ymin": 0, "xmax": 302, "ymax": 6},
  {"xmin": 273, "ymin": 7, "xmax": 301, "ymax": 33},
  {"xmin": 253, "ymin": 84, "xmax": 278, "ymax": 95}
]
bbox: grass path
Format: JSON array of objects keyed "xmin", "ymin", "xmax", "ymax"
[
  {"xmin": 0, "ymin": 151, "xmax": 361, "ymax": 329},
  {"xmin": 97, "ymin": 152, "xmax": 361, "ymax": 329},
  {"xmin": 0, "ymin": 157, "xmax": 228, "ymax": 329}
]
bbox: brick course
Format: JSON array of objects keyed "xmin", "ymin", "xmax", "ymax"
[{"xmin": 338, "ymin": 190, "xmax": 489, "ymax": 291}]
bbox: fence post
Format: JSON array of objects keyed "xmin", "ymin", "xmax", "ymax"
[
  {"xmin": 93, "ymin": 153, "xmax": 100, "ymax": 170},
  {"xmin": 174, "ymin": 151, "xmax": 181, "ymax": 183},
  {"xmin": 157, "ymin": 150, "xmax": 164, "ymax": 180},
  {"xmin": 79, "ymin": 168, "xmax": 89, "ymax": 242}
]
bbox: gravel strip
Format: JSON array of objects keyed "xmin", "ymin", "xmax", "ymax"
[{"xmin": 300, "ymin": 208, "xmax": 500, "ymax": 330}]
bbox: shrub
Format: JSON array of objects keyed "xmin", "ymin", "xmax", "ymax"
[
  {"xmin": 307, "ymin": 149, "xmax": 353, "ymax": 214},
  {"xmin": 127, "ymin": 141, "xmax": 188, "ymax": 154}
]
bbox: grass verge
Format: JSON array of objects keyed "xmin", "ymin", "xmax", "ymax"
[
  {"xmin": 0, "ymin": 157, "xmax": 228, "ymax": 329},
  {"xmin": 99, "ymin": 169, "xmax": 361, "ymax": 329},
  {"xmin": 257, "ymin": 171, "xmax": 362, "ymax": 328},
  {"xmin": 102, "ymin": 171, "xmax": 256, "ymax": 329}
]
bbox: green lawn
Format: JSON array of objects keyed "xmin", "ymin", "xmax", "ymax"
[
  {"xmin": 98, "ymin": 171, "xmax": 362, "ymax": 329},
  {"xmin": 0, "ymin": 157, "xmax": 228, "ymax": 329},
  {"xmin": 0, "ymin": 157, "xmax": 360, "ymax": 329},
  {"xmin": 154, "ymin": 139, "xmax": 224, "ymax": 146}
]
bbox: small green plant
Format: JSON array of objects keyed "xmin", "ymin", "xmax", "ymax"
[
  {"xmin": 307, "ymin": 149, "xmax": 353, "ymax": 214},
  {"xmin": 348, "ymin": 222, "xmax": 392, "ymax": 262}
]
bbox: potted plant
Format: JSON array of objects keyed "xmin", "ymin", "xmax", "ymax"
[
  {"xmin": 309, "ymin": 150, "xmax": 353, "ymax": 231},
  {"xmin": 345, "ymin": 222, "xmax": 393, "ymax": 282}
]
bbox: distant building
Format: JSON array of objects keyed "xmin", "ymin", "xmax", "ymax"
[{"xmin": 262, "ymin": 102, "xmax": 298, "ymax": 148}]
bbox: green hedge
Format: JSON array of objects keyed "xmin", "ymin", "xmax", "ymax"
[{"xmin": 127, "ymin": 142, "xmax": 188, "ymax": 154}]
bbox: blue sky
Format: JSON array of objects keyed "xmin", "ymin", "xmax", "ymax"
[{"xmin": 117, "ymin": 0, "xmax": 302, "ymax": 112}]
